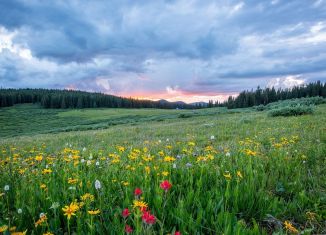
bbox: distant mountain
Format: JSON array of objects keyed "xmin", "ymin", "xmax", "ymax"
[{"xmin": 190, "ymin": 101, "xmax": 208, "ymax": 107}]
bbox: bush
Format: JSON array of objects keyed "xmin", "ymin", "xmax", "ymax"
[
  {"xmin": 268, "ymin": 105, "xmax": 314, "ymax": 117},
  {"xmin": 255, "ymin": 97, "xmax": 325, "ymax": 112},
  {"xmin": 254, "ymin": 104, "xmax": 265, "ymax": 111}
]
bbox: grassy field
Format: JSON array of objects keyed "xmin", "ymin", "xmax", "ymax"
[{"xmin": 0, "ymin": 104, "xmax": 325, "ymax": 234}]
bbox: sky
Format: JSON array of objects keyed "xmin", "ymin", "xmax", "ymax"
[{"xmin": 0, "ymin": 0, "xmax": 326, "ymax": 103}]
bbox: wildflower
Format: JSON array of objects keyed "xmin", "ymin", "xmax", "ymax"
[
  {"xmin": 161, "ymin": 171, "xmax": 169, "ymax": 176},
  {"xmin": 122, "ymin": 208, "xmax": 130, "ymax": 218},
  {"xmin": 43, "ymin": 232, "xmax": 54, "ymax": 235},
  {"xmin": 17, "ymin": 208, "xmax": 23, "ymax": 214},
  {"xmin": 68, "ymin": 178, "xmax": 78, "ymax": 184},
  {"xmin": 96, "ymin": 161, "xmax": 100, "ymax": 166},
  {"xmin": 160, "ymin": 180, "xmax": 172, "ymax": 192},
  {"xmin": 81, "ymin": 193, "xmax": 95, "ymax": 202},
  {"xmin": 142, "ymin": 211, "xmax": 156, "ymax": 224},
  {"xmin": 225, "ymin": 152, "xmax": 231, "ymax": 157},
  {"xmin": 68, "ymin": 186, "xmax": 76, "ymax": 190},
  {"xmin": 133, "ymin": 200, "xmax": 148, "ymax": 210},
  {"xmin": 88, "ymin": 209, "xmax": 101, "ymax": 215},
  {"xmin": 0, "ymin": 225, "xmax": 8, "ymax": 232},
  {"xmin": 95, "ymin": 180, "xmax": 101, "ymax": 190},
  {"xmin": 210, "ymin": 135, "xmax": 215, "ymax": 140},
  {"xmin": 284, "ymin": 220, "xmax": 299, "ymax": 234},
  {"xmin": 35, "ymin": 213, "xmax": 47, "ymax": 227},
  {"xmin": 122, "ymin": 181, "xmax": 129, "ymax": 186},
  {"xmin": 223, "ymin": 171, "xmax": 232, "ymax": 180},
  {"xmin": 62, "ymin": 202, "xmax": 80, "ymax": 220},
  {"xmin": 134, "ymin": 188, "xmax": 142, "ymax": 197},
  {"xmin": 125, "ymin": 224, "xmax": 133, "ymax": 234},
  {"xmin": 175, "ymin": 232, "xmax": 181, "ymax": 235},
  {"xmin": 35, "ymin": 155, "xmax": 43, "ymax": 161},
  {"xmin": 236, "ymin": 171, "xmax": 243, "ymax": 179},
  {"xmin": 81, "ymin": 159, "xmax": 85, "ymax": 163},
  {"xmin": 11, "ymin": 231, "xmax": 27, "ymax": 235},
  {"xmin": 50, "ymin": 202, "xmax": 60, "ymax": 210},
  {"xmin": 42, "ymin": 169, "xmax": 52, "ymax": 174},
  {"xmin": 306, "ymin": 211, "xmax": 317, "ymax": 221},
  {"xmin": 185, "ymin": 163, "xmax": 192, "ymax": 168},
  {"xmin": 173, "ymin": 163, "xmax": 177, "ymax": 169},
  {"xmin": 4, "ymin": 185, "xmax": 9, "ymax": 191},
  {"xmin": 164, "ymin": 156, "xmax": 176, "ymax": 162}
]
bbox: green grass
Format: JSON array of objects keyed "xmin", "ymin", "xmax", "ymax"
[
  {"xmin": 0, "ymin": 104, "xmax": 249, "ymax": 138},
  {"xmin": 0, "ymin": 104, "xmax": 325, "ymax": 234}
]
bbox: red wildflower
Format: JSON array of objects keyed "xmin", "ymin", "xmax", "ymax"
[
  {"xmin": 122, "ymin": 208, "xmax": 130, "ymax": 218},
  {"xmin": 142, "ymin": 211, "xmax": 156, "ymax": 224},
  {"xmin": 160, "ymin": 180, "xmax": 172, "ymax": 192},
  {"xmin": 134, "ymin": 188, "xmax": 142, "ymax": 196},
  {"xmin": 125, "ymin": 224, "xmax": 133, "ymax": 234},
  {"xmin": 140, "ymin": 207, "xmax": 147, "ymax": 213},
  {"xmin": 175, "ymin": 232, "xmax": 181, "ymax": 235}
]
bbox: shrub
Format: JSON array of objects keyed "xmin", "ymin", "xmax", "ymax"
[{"xmin": 268, "ymin": 105, "xmax": 314, "ymax": 117}]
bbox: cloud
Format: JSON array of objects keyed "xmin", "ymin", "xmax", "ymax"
[
  {"xmin": 267, "ymin": 75, "xmax": 305, "ymax": 89},
  {"xmin": 0, "ymin": 0, "xmax": 326, "ymax": 102}
]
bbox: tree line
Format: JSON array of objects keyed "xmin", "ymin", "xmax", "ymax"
[
  {"xmin": 0, "ymin": 81, "xmax": 325, "ymax": 110},
  {"xmin": 0, "ymin": 89, "xmax": 195, "ymax": 109},
  {"xmin": 218, "ymin": 80, "xmax": 326, "ymax": 109}
]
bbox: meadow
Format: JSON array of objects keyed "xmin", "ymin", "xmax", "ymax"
[{"xmin": 0, "ymin": 103, "xmax": 325, "ymax": 234}]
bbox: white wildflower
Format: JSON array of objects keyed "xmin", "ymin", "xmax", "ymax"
[
  {"xmin": 4, "ymin": 185, "xmax": 9, "ymax": 191},
  {"xmin": 95, "ymin": 180, "xmax": 101, "ymax": 190}
]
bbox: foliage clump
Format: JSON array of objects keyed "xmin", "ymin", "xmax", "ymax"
[{"xmin": 268, "ymin": 105, "xmax": 314, "ymax": 117}]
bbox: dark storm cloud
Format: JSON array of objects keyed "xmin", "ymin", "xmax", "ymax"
[{"xmin": 0, "ymin": 0, "xmax": 326, "ymax": 100}]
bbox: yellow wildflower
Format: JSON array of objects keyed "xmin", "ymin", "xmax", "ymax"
[
  {"xmin": 133, "ymin": 200, "xmax": 148, "ymax": 210},
  {"xmin": 43, "ymin": 232, "xmax": 54, "ymax": 235},
  {"xmin": 88, "ymin": 209, "xmax": 101, "ymax": 215},
  {"xmin": 161, "ymin": 171, "xmax": 169, "ymax": 176},
  {"xmin": 35, "ymin": 155, "xmax": 43, "ymax": 161},
  {"xmin": 236, "ymin": 171, "xmax": 243, "ymax": 179},
  {"xmin": 42, "ymin": 169, "xmax": 52, "ymax": 174},
  {"xmin": 163, "ymin": 156, "xmax": 176, "ymax": 162},
  {"xmin": 306, "ymin": 211, "xmax": 317, "ymax": 221},
  {"xmin": 81, "ymin": 193, "xmax": 95, "ymax": 202},
  {"xmin": 0, "ymin": 225, "xmax": 8, "ymax": 232},
  {"xmin": 62, "ymin": 202, "xmax": 80, "ymax": 220},
  {"xmin": 284, "ymin": 220, "xmax": 299, "ymax": 234},
  {"xmin": 68, "ymin": 178, "xmax": 78, "ymax": 184},
  {"xmin": 223, "ymin": 172, "xmax": 232, "ymax": 180},
  {"xmin": 11, "ymin": 231, "xmax": 27, "ymax": 235}
]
